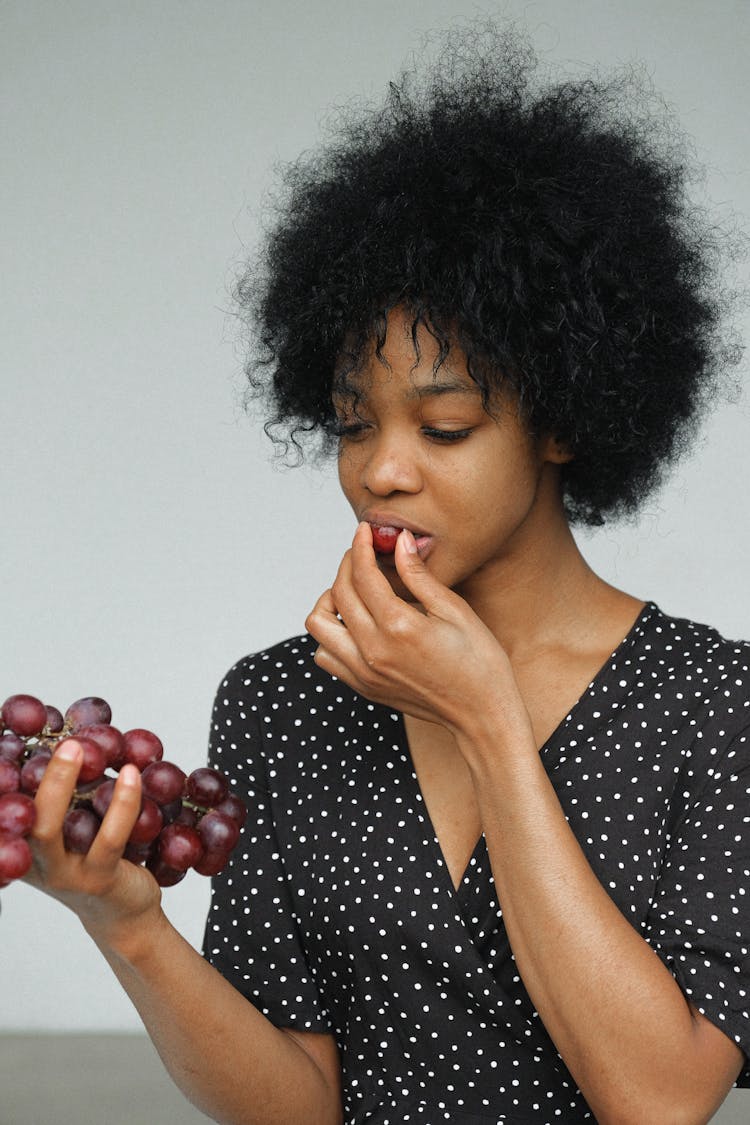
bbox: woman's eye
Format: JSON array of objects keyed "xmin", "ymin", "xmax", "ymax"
[
  {"xmin": 422, "ymin": 427, "xmax": 474, "ymax": 443},
  {"xmin": 333, "ymin": 421, "xmax": 369, "ymax": 441},
  {"xmin": 333, "ymin": 422, "xmax": 473, "ymax": 443}
]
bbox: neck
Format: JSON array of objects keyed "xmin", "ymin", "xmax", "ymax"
[{"xmin": 456, "ymin": 478, "xmax": 641, "ymax": 661}]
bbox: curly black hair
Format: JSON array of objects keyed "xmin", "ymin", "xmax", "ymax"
[{"xmin": 237, "ymin": 26, "xmax": 741, "ymax": 525}]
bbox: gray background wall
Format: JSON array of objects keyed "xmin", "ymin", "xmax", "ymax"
[{"xmin": 1, "ymin": 0, "xmax": 748, "ymax": 1115}]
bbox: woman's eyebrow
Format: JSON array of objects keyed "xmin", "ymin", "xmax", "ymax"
[
  {"xmin": 332, "ymin": 378, "xmax": 479, "ymax": 408},
  {"xmin": 406, "ymin": 379, "xmax": 479, "ymax": 400}
]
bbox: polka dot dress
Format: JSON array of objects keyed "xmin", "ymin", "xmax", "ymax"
[{"xmin": 203, "ymin": 604, "xmax": 750, "ymax": 1122}]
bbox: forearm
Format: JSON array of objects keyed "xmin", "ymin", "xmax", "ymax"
[
  {"xmin": 27, "ymin": 743, "xmax": 341, "ymax": 1125},
  {"xmin": 87, "ymin": 909, "xmax": 342, "ymax": 1125},
  {"xmin": 459, "ymin": 728, "xmax": 735, "ymax": 1125}
]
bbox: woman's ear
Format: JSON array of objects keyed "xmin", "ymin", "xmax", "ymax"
[{"xmin": 539, "ymin": 434, "xmax": 574, "ymax": 464}]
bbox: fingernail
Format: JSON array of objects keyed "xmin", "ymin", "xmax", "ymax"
[
  {"xmin": 401, "ymin": 528, "xmax": 418, "ymax": 554},
  {"xmin": 120, "ymin": 764, "xmax": 139, "ymax": 788},
  {"xmin": 56, "ymin": 739, "xmax": 81, "ymax": 762}
]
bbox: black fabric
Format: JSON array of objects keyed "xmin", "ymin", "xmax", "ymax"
[{"xmin": 203, "ymin": 603, "xmax": 750, "ymax": 1123}]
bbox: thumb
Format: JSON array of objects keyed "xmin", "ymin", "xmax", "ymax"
[{"xmin": 394, "ymin": 528, "xmax": 453, "ymax": 614}]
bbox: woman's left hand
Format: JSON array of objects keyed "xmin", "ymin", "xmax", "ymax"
[{"xmin": 305, "ymin": 522, "xmax": 521, "ymax": 736}]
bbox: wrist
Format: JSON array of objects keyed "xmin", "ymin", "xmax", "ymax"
[
  {"xmin": 451, "ymin": 697, "xmax": 537, "ymax": 774},
  {"xmin": 82, "ymin": 899, "xmax": 170, "ymax": 966}
]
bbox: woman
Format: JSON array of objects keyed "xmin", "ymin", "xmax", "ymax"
[{"xmin": 27, "ymin": 31, "xmax": 748, "ymax": 1125}]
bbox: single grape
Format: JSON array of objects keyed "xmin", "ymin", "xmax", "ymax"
[
  {"xmin": 1, "ymin": 694, "xmax": 48, "ymax": 737},
  {"xmin": 127, "ymin": 798, "xmax": 163, "ymax": 846},
  {"xmin": 91, "ymin": 778, "xmax": 117, "ymax": 819},
  {"xmin": 0, "ymin": 759, "xmax": 22, "ymax": 796},
  {"xmin": 19, "ymin": 752, "xmax": 51, "ymax": 795},
  {"xmin": 65, "ymin": 697, "xmax": 112, "ymax": 731},
  {"xmin": 44, "ymin": 705, "xmax": 64, "ymax": 734},
  {"xmin": 0, "ymin": 732, "xmax": 26, "ymax": 764},
  {"xmin": 193, "ymin": 848, "xmax": 232, "ymax": 877},
  {"xmin": 213, "ymin": 792, "xmax": 248, "ymax": 828},
  {"xmin": 0, "ymin": 832, "xmax": 33, "ymax": 881},
  {"xmin": 123, "ymin": 841, "xmax": 155, "ymax": 865},
  {"xmin": 146, "ymin": 857, "xmax": 187, "ymax": 887},
  {"xmin": 159, "ymin": 798, "xmax": 184, "ymax": 826},
  {"xmin": 186, "ymin": 767, "xmax": 228, "ymax": 808},
  {"xmin": 74, "ymin": 778, "xmax": 101, "ymax": 797},
  {"xmin": 78, "ymin": 724, "xmax": 125, "ymax": 769},
  {"xmin": 173, "ymin": 804, "xmax": 199, "ymax": 828},
  {"xmin": 0, "ymin": 792, "xmax": 37, "ymax": 837},
  {"xmin": 197, "ymin": 810, "xmax": 240, "ymax": 854},
  {"xmin": 77, "ymin": 738, "xmax": 107, "ymax": 784},
  {"xmin": 158, "ymin": 823, "xmax": 204, "ymax": 871},
  {"xmin": 141, "ymin": 761, "xmax": 185, "ymax": 806},
  {"xmin": 122, "ymin": 729, "xmax": 163, "ymax": 770},
  {"xmin": 62, "ymin": 808, "xmax": 101, "ymax": 854},
  {"xmin": 55, "ymin": 736, "xmax": 107, "ymax": 785},
  {"xmin": 370, "ymin": 524, "xmax": 399, "ymax": 555}
]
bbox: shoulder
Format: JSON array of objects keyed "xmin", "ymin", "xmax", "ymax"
[
  {"xmin": 209, "ymin": 634, "xmax": 403, "ymax": 794},
  {"xmin": 208, "ymin": 635, "xmax": 360, "ymax": 786},
  {"xmin": 637, "ymin": 604, "xmax": 750, "ymax": 691},
  {"xmin": 214, "ymin": 634, "xmax": 345, "ymax": 705},
  {"xmin": 645, "ymin": 604, "xmax": 750, "ymax": 658},
  {"xmin": 211, "ymin": 632, "xmax": 385, "ymax": 736},
  {"xmin": 638, "ymin": 604, "xmax": 750, "ymax": 766}
]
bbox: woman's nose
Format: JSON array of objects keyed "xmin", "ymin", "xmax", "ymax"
[{"xmin": 361, "ymin": 433, "xmax": 422, "ymax": 496}]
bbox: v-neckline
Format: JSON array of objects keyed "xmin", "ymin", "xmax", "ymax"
[{"xmin": 395, "ymin": 601, "xmax": 658, "ymax": 896}]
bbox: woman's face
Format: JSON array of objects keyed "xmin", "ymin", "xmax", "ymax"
[{"xmin": 335, "ymin": 308, "xmax": 569, "ymax": 602}]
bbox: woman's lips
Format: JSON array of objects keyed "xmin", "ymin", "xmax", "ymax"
[{"xmin": 368, "ymin": 522, "xmax": 434, "ymax": 560}]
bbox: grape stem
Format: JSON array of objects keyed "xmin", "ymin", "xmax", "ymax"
[
  {"xmin": 66, "ymin": 783, "xmax": 211, "ymax": 816},
  {"xmin": 180, "ymin": 798, "xmax": 210, "ymax": 814}
]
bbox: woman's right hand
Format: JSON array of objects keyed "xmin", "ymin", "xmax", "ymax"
[{"xmin": 25, "ymin": 740, "xmax": 163, "ymax": 949}]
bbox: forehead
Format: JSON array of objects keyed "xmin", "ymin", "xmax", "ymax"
[{"xmin": 333, "ymin": 308, "xmax": 481, "ymax": 403}]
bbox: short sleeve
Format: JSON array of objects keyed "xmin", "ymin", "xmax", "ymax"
[
  {"xmin": 201, "ymin": 658, "xmax": 333, "ymax": 1032},
  {"xmin": 645, "ymin": 725, "xmax": 750, "ymax": 1085}
]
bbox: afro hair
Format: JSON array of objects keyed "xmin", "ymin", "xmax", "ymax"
[{"xmin": 236, "ymin": 25, "xmax": 741, "ymax": 525}]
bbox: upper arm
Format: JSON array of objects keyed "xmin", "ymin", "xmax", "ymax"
[
  {"xmin": 686, "ymin": 1005, "xmax": 745, "ymax": 1122},
  {"xmin": 281, "ymin": 1029, "xmax": 343, "ymax": 1118},
  {"xmin": 644, "ymin": 723, "xmax": 750, "ymax": 1102}
]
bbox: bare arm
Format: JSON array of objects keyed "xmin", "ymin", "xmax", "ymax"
[
  {"xmin": 27, "ymin": 742, "xmax": 342, "ymax": 1125},
  {"xmin": 459, "ymin": 716, "xmax": 743, "ymax": 1125},
  {"xmin": 96, "ymin": 913, "xmax": 342, "ymax": 1125}
]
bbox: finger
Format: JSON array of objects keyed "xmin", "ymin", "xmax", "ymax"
[
  {"xmin": 393, "ymin": 528, "xmax": 459, "ymax": 615},
  {"xmin": 307, "ymin": 556, "xmax": 374, "ymax": 643},
  {"xmin": 307, "ymin": 584, "xmax": 338, "ymax": 623},
  {"xmin": 306, "ymin": 585, "xmax": 344, "ymax": 642},
  {"xmin": 307, "ymin": 599, "xmax": 372, "ymax": 675},
  {"xmin": 312, "ymin": 642, "xmax": 373, "ymax": 694},
  {"xmin": 349, "ymin": 522, "xmax": 410, "ymax": 618},
  {"xmin": 84, "ymin": 764, "xmax": 143, "ymax": 872},
  {"xmin": 330, "ymin": 545, "xmax": 383, "ymax": 635},
  {"xmin": 32, "ymin": 740, "xmax": 84, "ymax": 849}
]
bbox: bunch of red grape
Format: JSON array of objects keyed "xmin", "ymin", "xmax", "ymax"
[{"xmin": 0, "ymin": 693, "xmax": 245, "ymax": 889}]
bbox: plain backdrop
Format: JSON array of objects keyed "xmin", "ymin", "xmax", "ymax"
[{"xmin": 1, "ymin": 0, "xmax": 748, "ymax": 1056}]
